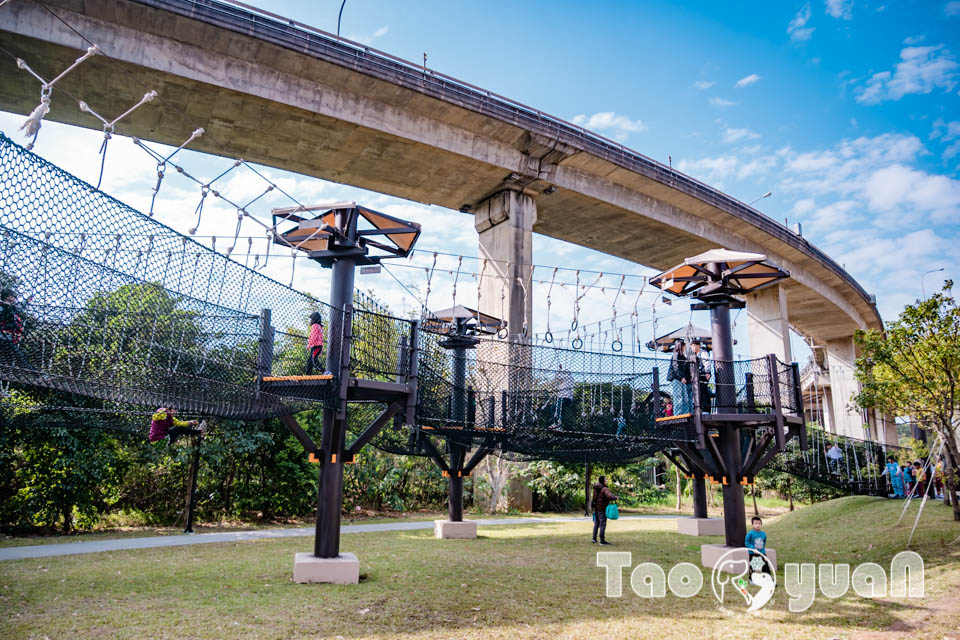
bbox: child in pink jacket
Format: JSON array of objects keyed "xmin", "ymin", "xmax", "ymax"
[{"xmin": 305, "ymin": 311, "xmax": 325, "ymax": 374}]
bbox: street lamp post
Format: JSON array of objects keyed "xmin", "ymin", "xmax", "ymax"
[{"xmin": 748, "ymin": 191, "xmax": 772, "ymax": 207}]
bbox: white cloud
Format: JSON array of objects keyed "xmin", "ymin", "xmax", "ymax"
[
  {"xmin": 570, "ymin": 111, "xmax": 647, "ymax": 140},
  {"xmin": 945, "ymin": 1, "xmax": 960, "ymax": 16},
  {"xmin": 722, "ymin": 127, "xmax": 761, "ymax": 143},
  {"xmin": 806, "ymin": 200, "xmax": 860, "ymax": 233},
  {"xmin": 856, "ymin": 45, "xmax": 959, "ymax": 104},
  {"xmin": 931, "ymin": 118, "xmax": 960, "ymax": 140},
  {"xmin": 674, "ymin": 129, "xmax": 960, "ymax": 320},
  {"xmin": 791, "ymin": 198, "xmax": 816, "ymax": 215},
  {"xmin": 825, "ymin": 0, "xmax": 853, "ymax": 19},
  {"xmin": 903, "ymin": 35, "xmax": 925, "ymax": 45},
  {"xmin": 693, "ymin": 80, "xmax": 716, "ymax": 90},
  {"xmin": 863, "ymin": 164, "xmax": 960, "ymax": 220},
  {"xmin": 675, "ymin": 155, "xmax": 739, "ymax": 183},
  {"xmin": 737, "ymin": 155, "xmax": 777, "ymax": 179},
  {"xmin": 787, "ymin": 150, "xmax": 839, "ymax": 172},
  {"xmin": 931, "ymin": 119, "xmax": 960, "ymax": 160},
  {"xmin": 788, "ymin": 4, "xmax": 815, "ymax": 42},
  {"xmin": 734, "ymin": 74, "xmax": 762, "ymax": 88},
  {"xmin": 708, "ymin": 97, "xmax": 738, "ymax": 107},
  {"xmin": 346, "ymin": 25, "xmax": 389, "ymax": 44}
]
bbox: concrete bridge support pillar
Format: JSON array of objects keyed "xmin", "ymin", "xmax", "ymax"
[
  {"xmin": 474, "ymin": 189, "xmax": 536, "ymax": 341},
  {"xmin": 474, "ymin": 188, "xmax": 536, "ymax": 511},
  {"xmin": 745, "ymin": 285, "xmax": 792, "ymax": 362},
  {"xmin": 825, "ymin": 337, "xmax": 863, "ymax": 439}
]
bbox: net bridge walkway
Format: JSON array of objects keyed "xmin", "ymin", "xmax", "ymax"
[
  {"xmin": 0, "ymin": 132, "xmax": 805, "ymax": 464},
  {"xmin": 769, "ymin": 428, "xmax": 908, "ymax": 496}
]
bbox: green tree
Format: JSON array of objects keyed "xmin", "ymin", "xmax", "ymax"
[
  {"xmin": 0, "ymin": 391, "xmax": 133, "ymax": 533},
  {"xmin": 854, "ymin": 283, "xmax": 960, "ymax": 521}
]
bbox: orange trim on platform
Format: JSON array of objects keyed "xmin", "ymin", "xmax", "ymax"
[
  {"xmin": 656, "ymin": 413, "xmax": 691, "ymax": 422},
  {"xmin": 331, "ymin": 453, "xmax": 337, "ymax": 464},
  {"xmin": 308, "ymin": 453, "xmax": 319, "ymax": 463},
  {"xmin": 262, "ymin": 374, "xmax": 334, "ymax": 381},
  {"xmin": 722, "ymin": 476, "xmax": 729, "ymax": 485},
  {"xmin": 442, "ymin": 470, "xmax": 450, "ymax": 478}
]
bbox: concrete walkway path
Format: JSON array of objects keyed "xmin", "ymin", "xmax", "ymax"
[{"xmin": 0, "ymin": 514, "xmax": 678, "ymax": 561}]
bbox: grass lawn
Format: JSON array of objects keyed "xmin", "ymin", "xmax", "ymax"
[{"xmin": 2, "ymin": 496, "xmax": 957, "ymax": 639}]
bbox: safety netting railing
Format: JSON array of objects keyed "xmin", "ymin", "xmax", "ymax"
[
  {"xmin": 769, "ymin": 427, "xmax": 904, "ymax": 496},
  {"xmin": 349, "ymin": 305, "xmax": 415, "ymax": 382},
  {"xmin": 414, "ymin": 330, "xmax": 699, "ymax": 462},
  {"xmin": 412, "ymin": 330, "xmax": 807, "ymax": 462},
  {"xmin": 701, "ymin": 356, "xmax": 802, "ymax": 417},
  {"xmin": 0, "ymin": 132, "xmax": 342, "ymax": 418}
]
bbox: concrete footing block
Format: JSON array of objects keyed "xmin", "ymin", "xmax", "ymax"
[
  {"xmin": 701, "ymin": 544, "xmax": 777, "ymax": 573},
  {"xmin": 434, "ymin": 520, "xmax": 478, "ymax": 539},
  {"xmin": 676, "ymin": 517, "xmax": 725, "ymax": 536},
  {"xmin": 292, "ymin": 552, "xmax": 359, "ymax": 584}
]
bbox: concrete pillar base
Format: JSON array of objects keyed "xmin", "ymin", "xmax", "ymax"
[
  {"xmin": 292, "ymin": 552, "xmax": 360, "ymax": 584},
  {"xmin": 677, "ymin": 517, "xmax": 725, "ymax": 536},
  {"xmin": 701, "ymin": 544, "xmax": 777, "ymax": 573},
  {"xmin": 434, "ymin": 520, "xmax": 478, "ymax": 539}
]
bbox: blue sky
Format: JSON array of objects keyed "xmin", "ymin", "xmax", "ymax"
[{"xmin": 1, "ymin": 0, "xmax": 958, "ymax": 360}]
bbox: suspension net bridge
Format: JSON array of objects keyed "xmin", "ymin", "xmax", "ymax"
[{"xmin": 0, "ymin": 128, "xmax": 907, "ymax": 502}]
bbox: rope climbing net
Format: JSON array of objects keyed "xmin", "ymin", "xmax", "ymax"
[{"xmin": 0, "ymin": 132, "xmax": 342, "ymax": 418}]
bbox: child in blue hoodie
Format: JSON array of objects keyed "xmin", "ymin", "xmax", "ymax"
[{"xmin": 745, "ymin": 516, "xmax": 770, "ymax": 574}]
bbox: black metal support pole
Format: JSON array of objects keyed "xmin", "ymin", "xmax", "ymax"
[
  {"xmin": 718, "ymin": 424, "xmax": 745, "ymax": 546},
  {"xmin": 256, "ymin": 308, "xmax": 274, "ymax": 399},
  {"xmin": 711, "ymin": 302, "xmax": 735, "ymax": 412},
  {"xmin": 710, "ymin": 294, "xmax": 745, "ymax": 547},
  {"xmin": 447, "ymin": 338, "xmax": 469, "ymax": 522},
  {"xmin": 448, "ymin": 443, "xmax": 466, "ymax": 522},
  {"xmin": 692, "ymin": 474, "xmax": 708, "ymax": 519},
  {"xmin": 184, "ymin": 435, "xmax": 202, "ymax": 534},
  {"xmin": 651, "ymin": 367, "xmax": 662, "ymax": 417},
  {"xmin": 314, "ymin": 235, "xmax": 357, "ymax": 559}
]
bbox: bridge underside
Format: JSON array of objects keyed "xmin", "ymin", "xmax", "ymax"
[{"xmin": 0, "ymin": 0, "xmax": 879, "ymax": 345}]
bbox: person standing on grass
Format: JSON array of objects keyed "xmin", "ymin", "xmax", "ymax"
[
  {"xmin": 913, "ymin": 461, "xmax": 927, "ymax": 498},
  {"xmin": 882, "ymin": 456, "xmax": 904, "ymax": 498},
  {"xmin": 903, "ymin": 463, "xmax": 915, "ymax": 495},
  {"xmin": 304, "ymin": 311, "xmax": 325, "ymax": 375},
  {"xmin": 745, "ymin": 516, "xmax": 771, "ymax": 575},
  {"xmin": 591, "ymin": 475, "xmax": 617, "ymax": 545},
  {"xmin": 934, "ymin": 457, "xmax": 945, "ymax": 499}
]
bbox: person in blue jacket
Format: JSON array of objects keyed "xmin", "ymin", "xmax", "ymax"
[
  {"xmin": 882, "ymin": 455, "xmax": 904, "ymax": 498},
  {"xmin": 745, "ymin": 516, "xmax": 771, "ymax": 574}
]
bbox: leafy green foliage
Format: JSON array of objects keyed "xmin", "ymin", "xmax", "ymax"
[{"xmin": 854, "ymin": 282, "xmax": 960, "ymax": 521}]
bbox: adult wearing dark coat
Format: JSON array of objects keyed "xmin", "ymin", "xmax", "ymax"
[{"xmin": 592, "ymin": 476, "xmax": 617, "ymax": 545}]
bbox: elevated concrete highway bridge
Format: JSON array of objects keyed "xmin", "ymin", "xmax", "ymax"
[{"xmin": 0, "ymin": 0, "xmax": 889, "ymax": 441}]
